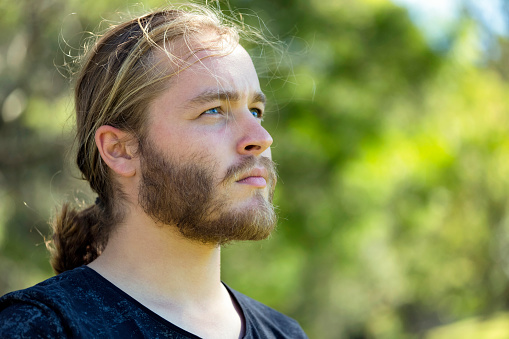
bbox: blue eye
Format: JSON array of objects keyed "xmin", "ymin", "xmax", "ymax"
[
  {"xmin": 250, "ymin": 108, "xmax": 263, "ymax": 119},
  {"xmin": 203, "ymin": 107, "xmax": 220, "ymax": 115}
]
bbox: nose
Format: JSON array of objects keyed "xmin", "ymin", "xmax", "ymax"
[{"xmin": 236, "ymin": 115, "xmax": 273, "ymax": 156}]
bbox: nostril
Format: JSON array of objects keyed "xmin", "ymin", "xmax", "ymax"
[{"xmin": 245, "ymin": 145, "xmax": 260, "ymax": 151}]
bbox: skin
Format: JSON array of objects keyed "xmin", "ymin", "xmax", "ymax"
[{"xmin": 88, "ymin": 43, "xmax": 273, "ymax": 339}]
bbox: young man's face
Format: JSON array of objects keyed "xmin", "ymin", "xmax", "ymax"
[{"xmin": 137, "ymin": 43, "xmax": 277, "ymax": 244}]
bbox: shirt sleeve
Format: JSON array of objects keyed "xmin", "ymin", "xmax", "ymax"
[{"xmin": 0, "ymin": 301, "xmax": 68, "ymax": 339}]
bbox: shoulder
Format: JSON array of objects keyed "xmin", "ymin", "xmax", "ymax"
[
  {"xmin": 0, "ymin": 267, "xmax": 94, "ymax": 338},
  {"xmin": 227, "ymin": 287, "xmax": 308, "ymax": 339},
  {"xmin": 0, "ymin": 297, "xmax": 68, "ymax": 338},
  {"xmin": 1, "ymin": 266, "xmax": 92, "ymax": 310}
]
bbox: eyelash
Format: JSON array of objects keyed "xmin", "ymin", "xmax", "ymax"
[{"xmin": 201, "ymin": 107, "xmax": 264, "ymax": 119}]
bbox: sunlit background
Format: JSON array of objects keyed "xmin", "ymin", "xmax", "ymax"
[{"xmin": 2, "ymin": 0, "xmax": 509, "ymax": 338}]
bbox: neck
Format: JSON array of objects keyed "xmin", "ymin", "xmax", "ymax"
[
  {"xmin": 88, "ymin": 206, "xmax": 223, "ymax": 307},
  {"xmin": 88, "ymin": 202, "xmax": 245, "ymax": 339}
]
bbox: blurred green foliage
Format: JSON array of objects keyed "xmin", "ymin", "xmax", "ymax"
[{"xmin": 2, "ymin": 0, "xmax": 509, "ymax": 338}]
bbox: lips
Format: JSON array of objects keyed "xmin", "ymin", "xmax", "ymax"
[{"xmin": 236, "ymin": 168, "xmax": 268, "ymax": 187}]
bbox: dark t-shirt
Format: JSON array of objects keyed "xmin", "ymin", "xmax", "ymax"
[{"xmin": 0, "ymin": 266, "xmax": 307, "ymax": 338}]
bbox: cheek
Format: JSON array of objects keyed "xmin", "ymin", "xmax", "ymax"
[
  {"xmin": 190, "ymin": 124, "xmax": 235, "ymax": 148},
  {"xmin": 151, "ymin": 121, "xmax": 236, "ymax": 163}
]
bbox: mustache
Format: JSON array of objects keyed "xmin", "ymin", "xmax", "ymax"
[{"xmin": 222, "ymin": 156, "xmax": 277, "ymax": 186}]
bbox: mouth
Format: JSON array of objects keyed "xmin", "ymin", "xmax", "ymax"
[{"xmin": 236, "ymin": 167, "xmax": 268, "ymax": 188}]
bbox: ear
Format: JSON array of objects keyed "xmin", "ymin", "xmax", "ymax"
[{"xmin": 95, "ymin": 125, "xmax": 137, "ymax": 177}]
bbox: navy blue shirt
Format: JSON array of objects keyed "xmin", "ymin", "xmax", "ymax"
[{"xmin": 0, "ymin": 266, "xmax": 307, "ymax": 338}]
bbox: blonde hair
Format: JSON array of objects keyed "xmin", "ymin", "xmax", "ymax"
[{"xmin": 48, "ymin": 4, "xmax": 247, "ymax": 274}]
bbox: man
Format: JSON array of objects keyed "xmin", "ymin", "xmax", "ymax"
[{"xmin": 0, "ymin": 4, "xmax": 307, "ymax": 338}]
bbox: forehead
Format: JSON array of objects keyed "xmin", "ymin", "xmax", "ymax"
[
  {"xmin": 151, "ymin": 43, "xmax": 261, "ymax": 108},
  {"xmin": 188, "ymin": 46, "xmax": 259, "ymax": 86}
]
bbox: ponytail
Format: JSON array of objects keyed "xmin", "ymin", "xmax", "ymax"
[{"xmin": 47, "ymin": 202, "xmax": 107, "ymax": 274}]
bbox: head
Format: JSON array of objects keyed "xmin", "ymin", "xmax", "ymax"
[{"xmin": 49, "ymin": 4, "xmax": 278, "ymax": 274}]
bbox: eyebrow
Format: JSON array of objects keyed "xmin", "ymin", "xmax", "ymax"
[{"xmin": 186, "ymin": 89, "xmax": 266, "ymax": 108}]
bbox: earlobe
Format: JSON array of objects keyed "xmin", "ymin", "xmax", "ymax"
[{"xmin": 95, "ymin": 125, "xmax": 137, "ymax": 177}]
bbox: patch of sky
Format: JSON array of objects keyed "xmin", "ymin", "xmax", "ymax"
[{"xmin": 390, "ymin": 0, "xmax": 508, "ymax": 61}]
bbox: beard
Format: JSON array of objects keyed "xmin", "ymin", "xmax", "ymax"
[{"xmin": 137, "ymin": 138, "xmax": 278, "ymax": 245}]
